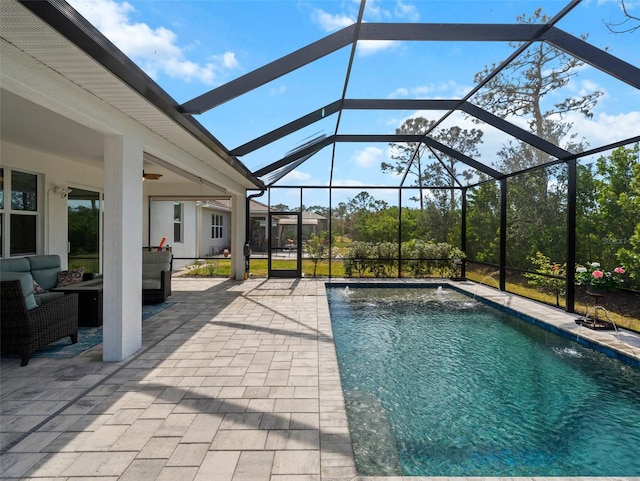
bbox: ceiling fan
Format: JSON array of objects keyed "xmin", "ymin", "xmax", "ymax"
[{"xmin": 142, "ymin": 170, "xmax": 162, "ymax": 181}]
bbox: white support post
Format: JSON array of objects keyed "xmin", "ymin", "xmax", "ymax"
[
  {"xmin": 102, "ymin": 135, "xmax": 143, "ymax": 361},
  {"xmin": 231, "ymin": 192, "xmax": 247, "ymax": 280}
]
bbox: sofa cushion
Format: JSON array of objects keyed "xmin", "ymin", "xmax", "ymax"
[
  {"xmin": 57, "ymin": 268, "xmax": 84, "ymax": 287},
  {"xmin": 142, "ymin": 279, "xmax": 162, "ymax": 290},
  {"xmin": 34, "ymin": 291, "xmax": 65, "ymax": 306},
  {"xmin": 27, "ymin": 255, "xmax": 61, "ymax": 290},
  {"xmin": 142, "ymin": 251, "xmax": 172, "ymax": 280},
  {"xmin": 0, "ymin": 271, "xmax": 38, "ymax": 310},
  {"xmin": 0, "ymin": 257, "xmax": 31, "ymax": 274}
]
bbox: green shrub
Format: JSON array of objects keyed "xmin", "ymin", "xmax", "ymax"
[
  {"xmin": 343, "ymin": 241, "xmax": 373, "ymax": 277},
  {"xmin": 185, "ymin": 259, "xmax": 226, "ymax": 277},
  {"xmin": 344, "ymin": 240, "xmax": 464, "ymax": 278}
]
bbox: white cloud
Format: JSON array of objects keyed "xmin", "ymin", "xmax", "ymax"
[
  {"xmin": 432, "ymin": 108, "xmax": 640, "ymax": 166},
  {"xmin": 578, "ymin": 79, "xmax": 601, "ymax": 95},
  {"xmin": 280, "ymin": 170, "xmax": 312, "ymax": 183},
  {"xmin": 353, "ymin": 146, "xmax": 384, "ymax": 168},
  {"xmin": 312, "ymin": 8, "xmax": 354, "ymax": 32},
  {"xmin": 410, "ymin": 85, "xmax": 434, "ymax": 97},
  {"xmin": 394, "ymin": 1, "xmax": 420, "ymax": 22},
  {"xmin": 68, "ymin": 0, "xmax": 238, "ymax": 85},
  {"xmin": 362, "ymin": 0, "xmax": 420, "ymax": 22},
  {"xmin": 362, "ymin": 0, "xmax": 391, "ymax": 21},
  {"xmin": 269, "ymin": 85, "xmax": 288, "ymax": 96},
  {"xmin": 566, "ymin": 110, "xmax": 640, "ymax": 147},
  {"xmin": 312, "ymin": 1, "xmax": 415, "ymax": 54},
  {"xmin": 387, "ymin": 81, "xmax": 471, "ymax": 99},
  {"xmin": 388, "ymin": 87, "xmax": 409, "ymax": 98},
  {"xmin": 330, "ymin": 179, "xmax": 367, "ymax": 187},
  {"xmin": 219, "ymin": 52, "xmax": 239, "ymax": 70},
  {"xmin": 558, "ymin": 74, "xmax": 609, "ymax": 103},
  {"xmin": 356, "ymin": 39, "xmax": 399, "ymax": 56}
]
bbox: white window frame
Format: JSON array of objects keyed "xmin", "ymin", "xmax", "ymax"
[
  {"xmin": 173, "ymin": 202, "xmax": 183, "ymax": 244},
  {"xmin": 212, "ymin": 213, "xmax": 224, "ymax": 239},
  {"xmin": 0, "ymin": 168, "xmax": 41, "ymax": 257}
]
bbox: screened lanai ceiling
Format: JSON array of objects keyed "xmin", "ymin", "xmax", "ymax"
[{"xmin": 35, "ymin": 0, "xmax": 640, "ymax": 191}]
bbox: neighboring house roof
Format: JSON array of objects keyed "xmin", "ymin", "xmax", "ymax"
[
  {"xmin": 197, "ymin": 198, "xmax": 267, "ymax": 213},
  {"xmin": 0, "ymin": 0, "xmax": 264, "ymax": 193},
  {"xmin": 302, "ymin": 211, "xmax": 326, "ymax": 221},
  {"xmin": 198, "ymin": 200, "xmax": 232, "ymax": 213},
  {"xmin": 249, "ymin": 199, "xmax": 269, "ymax": 213},
  {"xmin": 278, "ymin": 217, "xmax": 319, "ymax": 226},
  {"xmin": 274, "ymin": 211, "xmax": 327, "ymax": 226}
]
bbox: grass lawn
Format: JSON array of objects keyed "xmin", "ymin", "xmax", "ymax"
[{"xmin": 184, "ymin": 258, "xmax": 347, "ymax": 277}]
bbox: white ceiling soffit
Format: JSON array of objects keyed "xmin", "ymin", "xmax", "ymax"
[{"xmin": 0, "ymin": 0, "xmax": 263, "ymax": 192}]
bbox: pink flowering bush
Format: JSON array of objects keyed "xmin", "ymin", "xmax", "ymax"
[{"xmin": 575, "ymin": 262, "xmax": 626, "ymax": 291}]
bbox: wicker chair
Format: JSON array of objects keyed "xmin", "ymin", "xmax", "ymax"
[
  {"xmin": 142, "ymin": 250, "xmax": 173, "ymax": 304},
  {"xmin": 1, "ymin": 280, "xmax": 79, "ymax": 366}
]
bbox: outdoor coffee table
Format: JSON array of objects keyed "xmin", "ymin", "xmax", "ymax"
[{"xmin": 52, "ymin": 278, "xmax": 103, "ymax": 327}]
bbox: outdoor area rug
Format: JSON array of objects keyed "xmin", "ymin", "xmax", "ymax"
[
  {"xmin": 142, "ymin": 301, "xmax": 176, "ymax": 321},
  {"xmin": 13, "ymin": 301, "xmax": 176, "ymax": 361}
]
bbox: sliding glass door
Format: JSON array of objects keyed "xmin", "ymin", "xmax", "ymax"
[{"xmin": 68, "ymin": 188, "xmax": 101, "ymax": 274}]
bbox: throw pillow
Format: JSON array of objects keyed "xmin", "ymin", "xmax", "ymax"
[
  {"xmin": 32, "ymin": 278, "xmax": 45, "ymax": 294},
  {"xmin": 57, "ymin": 267, "xmax": 84, "ymax": 287}
]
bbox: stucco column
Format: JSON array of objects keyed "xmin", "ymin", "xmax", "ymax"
[
  {"xmin": 103, "ymin": 134, "xmax": 143, "ymax": 361},
  {"xmin": 231, "ymin": 192, "xmax": 247, "ymax": 280}
]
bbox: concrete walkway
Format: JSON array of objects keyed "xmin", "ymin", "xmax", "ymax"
[{"xmin": 2, "ymin": 277, "xmax": 639, "ymax": 480}]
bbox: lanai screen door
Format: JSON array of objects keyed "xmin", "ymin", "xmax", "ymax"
[{"xmin": 268, "ymin": 212, "xmax": 301, "ymax": 278}]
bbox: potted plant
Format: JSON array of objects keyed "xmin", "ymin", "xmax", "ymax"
[{"xmin": 575, "ymin": 262, "xmax": 626, "ymax": 295}]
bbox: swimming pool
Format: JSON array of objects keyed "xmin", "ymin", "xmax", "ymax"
[{"xmin": 327, "ymin": 285, "xmax": 640, "ymax": 477}]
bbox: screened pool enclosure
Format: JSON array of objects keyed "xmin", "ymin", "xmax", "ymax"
[
  {"xmin": 73, "ymin": 0, "xmax": 640, "ymax": 314},
  {"xmin": 174, "ymin": 0, "xmax": 640, "ymax": 315}
]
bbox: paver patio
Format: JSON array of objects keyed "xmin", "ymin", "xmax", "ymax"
[
  {"xmin": 1, "ymin": 278, "xmax": 354, "ymax": 481},
  {"xmin": 1, "ymin": 277, "xmax": 638, "ymax": 481}
]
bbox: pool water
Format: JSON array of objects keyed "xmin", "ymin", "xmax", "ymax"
[{"xmin": 327, "ymin": 286, "xmax": 640, "ymax": 477}]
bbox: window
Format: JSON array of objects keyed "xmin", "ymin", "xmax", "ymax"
[
  {"xmin": 0, "ymin": 169, "xmax": 38, "ymax": 257},
  {"xmin": 173, "ymin": 202, "xmax": 183, "ymax": 243},
  {"xmin": 212, "ymin": 214, "xmax": 224, "ymax": 239}
]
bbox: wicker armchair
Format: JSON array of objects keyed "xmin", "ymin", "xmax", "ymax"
[
  {"xmin": 142, "ymin": 250, "xmax": 173, "ymax": 304},
  {"xmin": 1, "ymin": 280, "xmax": 79, "ymax": 366}
]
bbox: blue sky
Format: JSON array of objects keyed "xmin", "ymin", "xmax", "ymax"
[{"xmin": 67, "ymin": 0, "xmax": 639, "ymax": 206}]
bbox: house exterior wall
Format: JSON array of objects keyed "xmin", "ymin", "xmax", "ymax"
[
  {"xmin": 182, "ymin": 203, "xmax": 198, "ymax": 266},
  {"xmin": 148, "ymin": 201, "xmax": 236, "ymax": 266},
  {"xmin": 148, "ymin": 200, "xmax": 172, "ymax": 249},
  {"xmin": 148, "ymin": 201, "xmax": 236, "ymax": 267},
  {"xmin": 1, "ymin": 140, "xmax": 103, "ymax": 267},
  {"xmin": 149, "ymin": 200, "xmax": 198, "ymax": 270},
  {"xmin": 199, "ymin": 206, "xmax": 231, "ymax": 258}
]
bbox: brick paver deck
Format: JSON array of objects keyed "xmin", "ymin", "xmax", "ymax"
[{"xmin": 2, "ymin": 278, "xmax": 638, "ymax": 481}]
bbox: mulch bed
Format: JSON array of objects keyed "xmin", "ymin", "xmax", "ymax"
[{"xmin": 575, "ymin": 288, "xmax": 640, "ymax": 320}]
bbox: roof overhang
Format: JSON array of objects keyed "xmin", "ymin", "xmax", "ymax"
[{"xmin": 0, "ymin": 0, "xmax": 265, "ymax": 193}]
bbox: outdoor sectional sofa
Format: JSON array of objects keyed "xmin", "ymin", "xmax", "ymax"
[
  {"xmin": 0, "ymin": 255, "xmax": 79, "ymax": 366},
  {"xmin": 0, "ymin": 255, "xmax": 75, "ymax": 304}
]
